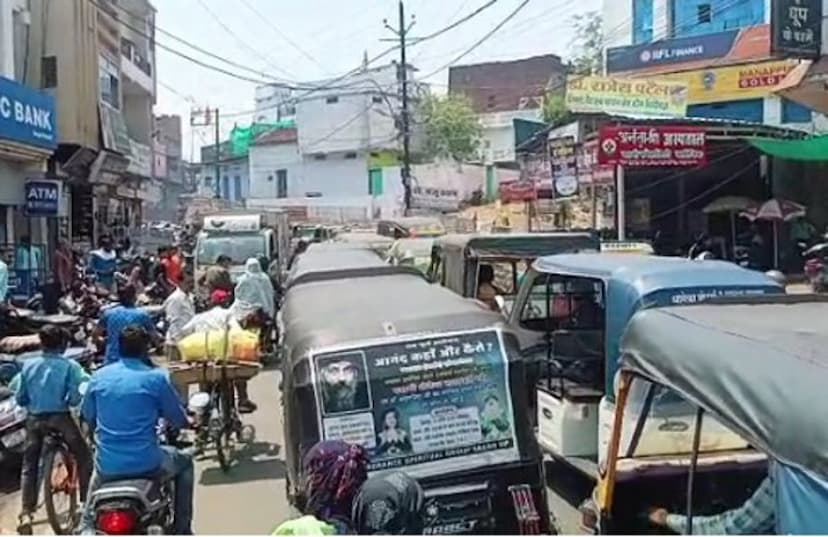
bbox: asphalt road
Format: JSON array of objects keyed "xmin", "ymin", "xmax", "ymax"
[{"xmin": 0, "ymin": 364, "xmax": 587, "ymax": 534}]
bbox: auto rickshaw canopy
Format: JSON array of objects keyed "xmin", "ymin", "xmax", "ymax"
[{"xmin": 285, "ymin": 243, "xmax": 421, "ymax": 289}]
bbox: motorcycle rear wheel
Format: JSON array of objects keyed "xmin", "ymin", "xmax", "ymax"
[{"xmin": 43, "ymin": 445, "xmax": 79, "ymax": 535}]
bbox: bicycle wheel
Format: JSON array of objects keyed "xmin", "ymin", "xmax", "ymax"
[
  {"xmin": 43, "ymin": 444, "xmax": 79, "ymax": 535},
  {"xmin": 214, "ymin": 381, "xmax": 237, "ymax": 473}
]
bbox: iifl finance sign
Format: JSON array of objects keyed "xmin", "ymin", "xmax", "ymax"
[
  {"xmin": 565, "ymin": 75, "xmax": 688, "ymax": 118},
  {"xmin": 597, "ymin": 126, "xmax": 707, "ymax": 167}
]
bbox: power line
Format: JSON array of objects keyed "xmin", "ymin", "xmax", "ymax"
[
  {"xmin": 238, "ymin": 0, "xmax": 327, "ymax": 72},
  {"xmin": 410, "ymin": 0, "xmax": 499, "ymax": 44}
]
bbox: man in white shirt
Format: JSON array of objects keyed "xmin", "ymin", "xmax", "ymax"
[{"xmin": 163, "ymin": 274, "xmax": 195, "ymax": 363}]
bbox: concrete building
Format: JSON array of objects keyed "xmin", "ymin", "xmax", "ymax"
[
  {"xmin": 197, "ymin": 141, "xmax": 249, "ymax": 203},
  {"xmin": 602, "ymin": 0, "xmax": 823, "ymax": 131},
  {"xmin": 449, "ymin": 54, "xmax": 566, "ymax": 164},
  {"xmin": 0, "ymin": 0, "xmax": 58, "ymax": 295},
  {"xmin": 150, "ymin": 114, "xmax": 188, "ymax": 220},
  {"xmin": 23, "ymin": 0, "xmax": 157, "ymax": 248},
  {"xmin": 254, "ymin": 84, "xmax": 295, "ymax": 123}
]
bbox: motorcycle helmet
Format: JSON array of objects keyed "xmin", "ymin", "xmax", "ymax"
[{"xmin": 765, "ymin": 270, "xmax": 786, "ymax": 286}]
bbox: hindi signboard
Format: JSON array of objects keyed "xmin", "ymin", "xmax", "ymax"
[
  {"xmin": 565, "ymin": 75, "xmax": 688, "ymax": 117},
  {"xmin": 548, "ymin": 136, "xmax": 579, "ymax": 198},
  {"xmin": 771, "ymin": 0, "xmax": 822, "ymax": 58},
  {"xmin": 597, "ymin": 125, "xmax": 707, "ymax": 167},
  {"xmin": 310, "ymin": 329, "xmax": 519, "ymax": 477}
]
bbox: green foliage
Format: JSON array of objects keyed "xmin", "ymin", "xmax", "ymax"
[
  {"xmin": 570, "ymin": 11, "xmax": 603, "ymax": 76},
  {"xmin": 418, "ymin": 94, "xmax": 482, "ymax": 162},
  {"xmin": 543, "ymin": 92, "xmax": 572, "ymax": 126}
]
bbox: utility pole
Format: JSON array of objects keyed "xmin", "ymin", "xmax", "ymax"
[
  {"xmin": 190, "ymin": 107, "xmax": 222, "ymax": 199},
  {"xmin": 384, "ymin": 1, "xmax": 415, "ymax": 214}
]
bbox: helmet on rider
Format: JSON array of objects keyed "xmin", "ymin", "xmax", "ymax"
[{"xmin": 352, "ymin": 471, "xmax": 425, "ymax": 535}]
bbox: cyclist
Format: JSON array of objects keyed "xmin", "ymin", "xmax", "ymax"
[
  {"xmin": 95, "ymin": 284, "xmax": 159, "ymax": 365},
  {"xmin": 14, "ymin": 325, "xmax": 91, "ymax": 534},
  {"xmin": 80, "ymin": 324, "xmax": 193, "ymax": 535}
]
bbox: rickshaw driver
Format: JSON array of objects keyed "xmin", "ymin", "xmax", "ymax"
[{"xmin": 477, "ymin": 264, "xmax": 503, "ymax": 311}]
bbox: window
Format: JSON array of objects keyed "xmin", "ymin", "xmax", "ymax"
[
  {"xmin": 697, "ymin": 3, "xmax": 712, "ymax": 23},
  {"xmin": 222, "ymin": 176, "xmax": 230, "ymax": 200},
  {"xmin": 326, "ymin": 96, "xmax": 339, "ymax": 104},
  {"xmin": 633, "ymin": 0, "xmax": 654, "ymax": 44},
  {"xmin": 203, "ymin": 176, "xmax": 213, "ymax": 187},
  {"xmin": 41, "ymin": 56, "xmax": 57, "ymax": 89},
  {"xmin": 372, "ymin": 95, "xmax": 384, "ymax": 104},
  {"xmin": 276, "ymin": 169, "xmax": 288, "ymax": 198},
  {"xmin": 782, "ymin": 99, "xmax": 812, "ymax": 123},
  {"xmin": 344, "ymin": 152, "xmax": 357, "ymax": 159},
  {"xmin": 267, "ymin": 175, "xmax": 274, "ymax": 182},
  {"xmin": 313, "ymin": 153, "xmax": 326, "ymax": 160},
  {"xmin": 98, "ymin": 55, "xmax": 120, "ymax": 109},
  {"xmin": 687, "ymin": 98, "xmax": 763, "ymax": 123}
]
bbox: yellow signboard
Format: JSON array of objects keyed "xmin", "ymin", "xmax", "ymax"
[
  {"xmin": 565, "ymin": 75, "xmax": 688, "ymax": 117},
  {"xmin": 660, "ymin": 60, "xmax": 799, "ymax": 104}
]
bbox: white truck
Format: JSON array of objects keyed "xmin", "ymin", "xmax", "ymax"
[{"xmin": 193, "ymin": 211, "xmax": 290, "ymax": 284}]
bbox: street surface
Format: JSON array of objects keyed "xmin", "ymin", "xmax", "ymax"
[{"xmin": 0, "ymin": 365, "xmax": 584, "ymax": 534}]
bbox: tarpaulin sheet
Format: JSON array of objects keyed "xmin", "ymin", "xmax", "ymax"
[{"xmin": 748, "ymin": 135, "xmax": 828, "ymax": 161}]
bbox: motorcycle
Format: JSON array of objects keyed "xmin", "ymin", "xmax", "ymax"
[
  {"xmin": 0, "ymin": 363, "xmax": 26, "ymax": 465},
  {"xmin": 804, "ymin": 243, "xmax": 828, "ymax": 293},
  {"xmin": 85, "ymin": 423, "xmax": 191, "ymax": 535}
]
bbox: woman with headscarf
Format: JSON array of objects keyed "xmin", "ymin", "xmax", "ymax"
[
  {"xmin": 232, "ymin": 258, "xmax": 275, "ymax": 320},
  {"xmin": 286, "ymin": 440, "xmax": 369, "ymax": 534},
  {"xmin": 352, "ymin": 471, "xmax": 425, "ymax": 535}
]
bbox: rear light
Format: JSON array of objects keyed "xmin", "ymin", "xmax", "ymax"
[
  {"xmin": 508, "ymin": 484, "xmax": 541, "ymax": 534},
  {"xmin": 96, "ymin": 509, "xmax": 137, "ymax": 535}
]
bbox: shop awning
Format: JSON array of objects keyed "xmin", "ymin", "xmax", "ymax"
[
  {"xmin": 749, "ymin": 135, "xmax": 828, "ymax": 161},
  {"xmin": 774, "ymin": 58, "xmax": 828, "ymax": 116}
]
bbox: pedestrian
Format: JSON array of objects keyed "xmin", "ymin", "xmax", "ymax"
[
  {"xmin": 0, "ymin": 251, "xmax": 9, "ymax": 303},
  {"xmin": 88, "ymin": 236, "xmax": 117, "ymax": 291},
  {"xmin": 301, "ymin": 440, "xmax": 369, "ymax": 533},
  {"xmin": 95, "ymin": 284, "xmax": 159, "ymax": 365},
  {"xmin": 54, "ymin": 239, "xmax": 74, "ymax": 293},
  {"xmin": 164, "ymin": 274, "xmax": 195, "ymax": 363},
  {"xmin": 199, "ymin": 254, "xmax": 233, "ymax": 294},
  {"xmin": 233, "ymin": 258, "xmax": 275, "ymax": 320},
  {"xmin": 163, "ymin": 245, "xmax": 185, "ymax": 286},
  {"xmin": 13, "ymin": 325, "xmax": 91, "ymax": 534},
  {"xmin": 15, "ymin": 236, "xmax": 42, "ymax": 297},
  {"xmin": 352, "ymin": 471, "xmax": 425, "ymax": 535},
  {"xmin": 287, "ymin": 240, "xmax": 309, "ymax": 271}
]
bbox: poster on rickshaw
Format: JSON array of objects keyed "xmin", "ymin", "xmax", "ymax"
[{"xmin": 309, "ymin": 328, "xmax": 519, "ymax": 476}]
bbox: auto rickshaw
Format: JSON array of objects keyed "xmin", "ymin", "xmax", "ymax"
[
  {"xmin": 585, "ymin": 296, "xmax": 828, "ymax": 534},
  {"xmin": 386, "ymin": 237, "xmax": 435, "ymax": 276},
  {"xmin": 377, "ymin": 216, "xmax": 446, "ymax": 238},
  {"xmin": 432, "ymin": 232, "xmax": 600, "ymax": 315},
  {"xmin": 281, "ymin": 274, "xmax": 552, "ymax": 534},
  {"xmin": 507, "ymin": 254, "xmax": 783, "ymax": 480}
]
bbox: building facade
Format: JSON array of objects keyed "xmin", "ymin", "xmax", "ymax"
[
  {"xmin": 197, "ymin": 141, "xmax": 249, "ymax": 203},
  {"xmin": 151, "ymin": 113, "xmax": 187, "ymax": 220},
  {"xmin": 449, "ymin": 54, "xmax": 566, "ymax": 164},
  {"xmin": 602, "ymin": 0, "xmax": 822, "ymax": 130},
  {"xmin": 0, "ymin": 0, "xmax": 58, "ymax": 296}
]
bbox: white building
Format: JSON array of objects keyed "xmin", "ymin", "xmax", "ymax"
[{"xmin": 254, "ymin": 84, "xmax": 295, "ymax": 123}]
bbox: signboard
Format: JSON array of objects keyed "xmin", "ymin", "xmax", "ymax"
[
  {"xmin": 771, "ymin": 0, "xmax": 822, "ymax": 58},
  {"xmin": 606, "ymin": 25, "xmax": 771, "ymax": 75},
  {"xmin": 661, "ymin": 60, "xmax": 799, "ymax": 104},
  {"xmin": 499, "ymin": 180, "xmax": 537, "ymax": 203},
  {"xmin": 548, "ymin": 136, "xmax": 578, "ymax": 198},
  {"xmin": 597, "ymin": 126, "xmax": 707, "ymax": 167},
  {"xmin": 127, "ymin": 139, "xmax": 152, "ymax": 177},
  {"xmin": 24, "ymin": 179, "xmax": 62, "ymax": 217},
  {"xmin": 565, "ymin": 76, "xmax": 688, "ymax": 118},
  {"xmin": 0, "ymin": 76, "xmax": 57, "ymax": 149},
  {"xmin": 577, "ymin": 141, "xmax": 615, "ymax": 185},
  {"xmin": 310, "ymin": 329, "xmax": 519, "ymax": 477},
  {"xmin": 99, "ymin": 104, "xmax": 132, "ymax": 156}
]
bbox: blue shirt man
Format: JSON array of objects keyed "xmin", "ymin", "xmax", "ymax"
[
  {"xmin": 14, "ymin": 326, "xmax": 92, "ymax": 530},
  {"xmin": 96, "ymin": 284, "xmax": 157, "ymax": 365},
  {"xmin": 81, "ymin": 324, "xmax": 193, "ymax": 534},
  {"xmin": 88, "ymin": 236, "xmax": 117, "ymax": 290}
]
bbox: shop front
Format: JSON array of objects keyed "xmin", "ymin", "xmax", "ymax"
[{"xmin": 0, "ymin": 75, "xmax": 57, "ymax": 297}]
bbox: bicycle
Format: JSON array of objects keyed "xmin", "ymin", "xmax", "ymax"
[{"xmin": 41, "ymin": 421, "xmax": 92, "ymax": 536}]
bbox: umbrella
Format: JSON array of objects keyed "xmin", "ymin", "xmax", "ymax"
[
  {"xmin": 703, "ymin": 196, "xmax": 756, "ymax": 257},
  {"xmin": 740, "ymin": 199, "xmax": 807, "ymax": 268}
]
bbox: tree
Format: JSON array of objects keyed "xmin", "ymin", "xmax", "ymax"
[
  {"xmin": 418, "ymin": 94, "xmax": 482, "ymax": 162},
  {"xmin": 569, "ymin": 11, "xmax": 603, "ymax": 76},
  {"xmin": 543, "ymin": 92, "xmax": 572, "ymax": 126}
]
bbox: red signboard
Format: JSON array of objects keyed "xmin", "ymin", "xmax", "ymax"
[
  {"xmin": 499, "ymin": 180, "xmax": 537, "ymax": 203},
  {"xmin": 577, "ymin": 140, "xmax": 615, "ymax": 185},
  {"xmin": 597, "ymin": 126, "xmax": 707, "ymax": 167}
]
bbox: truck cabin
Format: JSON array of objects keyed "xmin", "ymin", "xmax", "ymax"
[
  {"xmin": 511, "ymin": 254, "xmax": 783, "ymax": 477},
  {"xmin": 195, "ymin": 214, "xmax": 277, "ymax": 280}
]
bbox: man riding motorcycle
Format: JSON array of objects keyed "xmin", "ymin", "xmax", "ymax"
[{"xmin": 80, "ymin": 324, "xmax": 194, "ymax": 535}]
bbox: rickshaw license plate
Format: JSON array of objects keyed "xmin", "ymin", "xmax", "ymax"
[{"xmin": 2, "ymin": 428, "xmax": 25, "ymax": 448}]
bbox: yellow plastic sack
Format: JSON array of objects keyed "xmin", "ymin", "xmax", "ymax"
[{"xmin": 177, "ymin": 329, "xmax": 260, "ymax": 362}]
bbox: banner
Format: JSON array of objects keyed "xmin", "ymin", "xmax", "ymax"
[
  {"xmin": 499, "ymin": 180, "xmax": 537, "ymax": 203},
  {"xmin": 565, "ymin": 76, "xmax": 688, "ymax": 117},
  {"xmin": 311, "ymin": 329, "xmax": 519, "ymax": 477},
  {"xmin": 598, "ymin": 126, "xmax": 706, "ymax": 167},
  {"xmin": 548, "ymin": 136, "xmax": 578, "ymax": 198},
  {"xmin": 660, "ymin": 60, "xmax": 799, "ymax": 104},
  {"xmin": 771, "ymin": 0, "xmax": 822, "ymax": 58},
  {"xmin": 606, "ymin": 25, "xmax": 771, "ymax": 75},
  {"xmin": 0, "ymin": 76, "xmax": 56, "ymax": 149},
  {"xmin": 577, "ymin": 140, "xmax": 615, "ymax": 185}
]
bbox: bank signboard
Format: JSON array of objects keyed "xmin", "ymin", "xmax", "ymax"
[
  {"xmin": 24, "ymin": 179, "xmax": 62, "ymax": 217},
  {"xmin": 0, "ymin": 76, "xmax": 57, "ymax": 150},
  {"xmin": 771, "ymin": 0, "xmax": 822, "ymax": 58},
  {"xmin": 606, "ymin": 25, "xmax": 771, "ymax": 75},
  {"xmin": 565, "ymin": 75, "xmax": 688, "ymax": 118},
  {"xmin": 660, "ymin": 59, "xmax": 799, "ymax": 104}
]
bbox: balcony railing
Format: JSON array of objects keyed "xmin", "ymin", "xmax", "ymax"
[{"xmin": 121, "ymin": 39, "xmax": 153, "ymax": 77}]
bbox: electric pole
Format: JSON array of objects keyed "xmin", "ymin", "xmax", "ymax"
[
  {"xmin": 384, "ymin": 1, "xmax": 415, "ymax": 214},
  {"xmin": 190, "ymin": 107, "xmax": 222, "ymax": 199},
  {"xmin": 214, "ymin": 108, "xmax": 221, "ymax": 199}
]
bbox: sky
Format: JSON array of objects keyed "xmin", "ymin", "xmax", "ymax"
[{"xmin": 152, "ymin": 0, "xmax": 602, "ymax": 161}]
